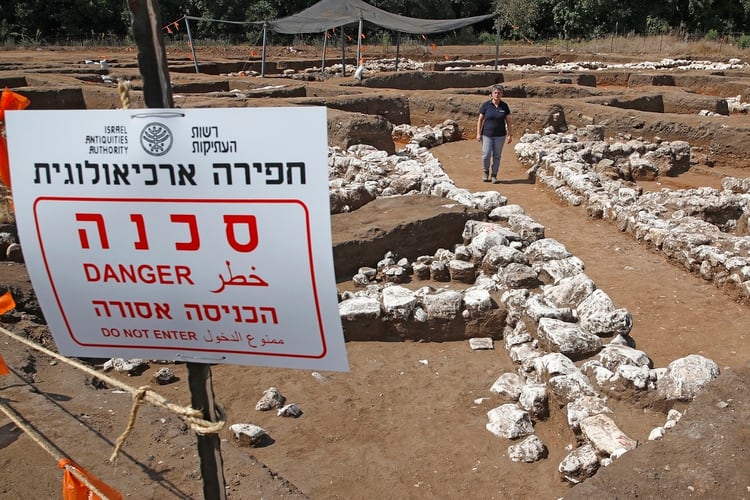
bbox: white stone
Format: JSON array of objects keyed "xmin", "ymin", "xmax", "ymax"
[
  {"xmin": 657, "ymin": 354, "xmax": 720, "ymax": 401},
  {"xmin": 420, "ymin": 290, "xmax": 463, "ymax": 320},
  {"xmin": 463, "ymin": 288, "xmax": 494, "ymax": 313},
  {"xmin": 469, "ymin": 230, "xmax": 509, "ymax": 259},
  {"xmin": 580, "ymin": 360, "xmax": 616, "ymax": 386},
  {"xmin": 667, "ymin": 409, "xmax": 683, "ymax": 422},
  {"xmin": 648, "ymin": 427, "xmax": 665, "ymax": 441},
  {"xmin": 559, "ymin": 444, "xmax": 600, "ymax": 483},
  {"xmin": 537, "ymin": 317, "xmax": 602, "ymax": 358},
  {"xmin": 382, "ymin": 285, "xmax": 417, "ymax": 320},
  {"xmin": 256, "ymin": 387, "xmax": 286, "ymax": 411},
  {"xmin": 508, "ymin": 435, "xmax": 547, "ymax": 462},
  {"xmin": 525, "ymin": 238, "xmax": 572, "ymax": 262},
  {"xmin": 615, "ymin": 364, "xmax": 651, "ymax": 390},
  {"xmin": 277, "ymin": 403, "xmax": 302, "ymax": 418},
  {"xmin": 567, "ymin": 395, "xmax": 612, "ymax": 432},
  {"xmin": 230, "ymin": 423, "xmax": 267, "ymax": 447},
  {"xmin": 490, "ymin": 373, "xmax": 525, "ymax": 400},
  {"xmin": 533, "ymin": 352, "xmax": 578, "ymax": 381},
  {"xmin": 548, "ymin": 372, "xmax": 598, "ymax": 407},
  {"xmin": 338, "ymin": 296, "xmax": 381, "ymax": 320},
  {"xmin": 518, "ymin": 384, "xmax": 548, "ymax": 418},
  {"xmin": 486, "ymin": 404, "xmax": 534, "ymax": 439},
  {"xmin": 102, "ymin": 358, "xmax": 146, "ymax": 373},
  {"xmin": 469, "ymin": 337, "xmax": 494, "ymax": 350},
  {"xmin": 580, "ymin": 413, "xmax": 637, "ymax": 456},
  {"xmin": 542, "ymin": 272, "xmax": 597, "ymax": 308},
  {"xmin": 598, "ymin": 344, "xmax": 651, "ymax": 371}
]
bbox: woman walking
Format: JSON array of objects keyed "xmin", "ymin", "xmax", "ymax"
[{"xmin": 476, "ymin": 84, "xmax": 513, "ymax": 183}]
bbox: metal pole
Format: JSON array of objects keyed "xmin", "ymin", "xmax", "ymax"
[
  {"xmin": 341, "ymin": 27, "xmax": 346, "ymax": 77},
  {"xmin": 261, "ymin": 22, "xmax": 267, "ymax": 77},
  {"xmin": 356, "ymin": 17, "xmax": 363, "ymax": 64},
  {"xmin": 184, "ymin": 16, "xmax": 199, "ymax": 74},
  {"xmin": 395, "ymin": 31, "xmax": 400, "ymax": 71},
  {"xmin": 127, "ymin": 2, "xmax": 226, "ymax": 499},
  {"xmin": 321, "ymin": 30, "xmax": 328, "ymax": 72},
  {"xmin": 494, "ymin": 14, "xmax": 501, "ymax": 71}
]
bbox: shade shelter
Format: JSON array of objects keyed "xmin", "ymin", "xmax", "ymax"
[{"xmin": 183, "ymin": 0, "xmax": 499, "ymax": 75}]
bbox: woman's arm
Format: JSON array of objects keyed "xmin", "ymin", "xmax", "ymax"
[{"xmin": 476, "ymin": 113, "xmax": 484, "ymax": 141}]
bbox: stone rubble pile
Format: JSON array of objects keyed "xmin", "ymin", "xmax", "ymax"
[
  {"xmin": 280, "ymin": 56, "xmax": 747, "ymax": 77},
  {"xmin": 466, "ymin": 57, "xmax": 747, "ymax": 73},
  {"xmin": 328, "ymin": 121, "xmax": 504, "ymax": 214},
  {"xmin": 337, "ymin": 206, "xmax": 721, "ymax": 482},
  {"xmin": 290, "ymin": 58, "xmax": 426, "ymax": 78},
  {"xmin": 332, "ymin": 127, "xmax": 723, "ymax": 483},
  {"xmin": 514, "ymin": 128, "xmax": 750, "ymax": 302}
]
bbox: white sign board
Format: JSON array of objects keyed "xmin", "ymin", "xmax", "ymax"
[{"xmin": 6, "ymin": 107, "xmax": 348, "ymax": 371}]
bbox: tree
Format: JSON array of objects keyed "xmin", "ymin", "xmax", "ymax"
[{"xmin": 497, "ymin": 0, "xmax": 542, "ymax": 39}]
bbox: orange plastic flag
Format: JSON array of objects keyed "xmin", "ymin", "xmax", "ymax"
[
  {"xmin": 59, "ymin": 459, "xmax": 122, "ymax": 500},
  {"xmin": 0, "ymin": 291, "xmax": 15, "ymax": 315},
  {"xmin": 0, "ymin": 87, "xmax": 31, "ymax": 189},
  {"xmin": 0, "ymin": 291, "xmax": 15, "ymax": 376}
]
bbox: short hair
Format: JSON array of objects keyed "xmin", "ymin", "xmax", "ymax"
[{"xmin": 491, "ymin": 84, "xmax": 504, "ymax": 93}]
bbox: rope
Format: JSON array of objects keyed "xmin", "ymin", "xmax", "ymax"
[
  {"xmin": 117, "ymin": 79, "xmax": 131, "ymax": 109},
  {"xmin": 0, "ymin": 325, "xmax": 225, "ymax": 463},
  {"xmin": 109, "ymin": 385, "xmax": 149, "ymax": 463},
  {"xmin": 0, "ymin": 400, "xmax": 115, "ymax": 500}
]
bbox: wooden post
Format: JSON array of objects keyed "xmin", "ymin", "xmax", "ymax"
[
  {"xmin": 187, "ymin": 363, "xmax": 227, "ymax": 500},
  {"xmin": 126, "ymin": 1, "xmax": 226, "ymax": 498}
]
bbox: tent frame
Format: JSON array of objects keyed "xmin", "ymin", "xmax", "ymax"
[{"xmin": 182, "ymin": 3, "xmax": 500, "ymax": 77}]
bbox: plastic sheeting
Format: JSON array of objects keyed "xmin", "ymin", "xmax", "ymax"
[{"xmin": 268, "ymin": 0, "xmax": 495, "ymax": 35}]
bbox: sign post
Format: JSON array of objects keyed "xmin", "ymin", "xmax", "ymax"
[{"xmin": 128, "ymin": 1, "xmax": 223, "ymax": 497}]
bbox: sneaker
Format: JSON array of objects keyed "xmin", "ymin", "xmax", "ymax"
[
  {"xmin": 482, "ymin": 174, "xmax": 490, "ymax": 182},
  {"xmin": 492, "ymin": 177, "xmax": 501, "ymax": 184}
]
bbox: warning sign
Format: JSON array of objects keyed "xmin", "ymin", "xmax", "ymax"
[{"xmin": 6, "ymin": 107, "xmax": 348, "ymax": 371}]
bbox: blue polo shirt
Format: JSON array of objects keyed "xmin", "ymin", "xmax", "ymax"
[{"xmin": 479, "ymin": 100, "xmax": 511, "ymax": 137}]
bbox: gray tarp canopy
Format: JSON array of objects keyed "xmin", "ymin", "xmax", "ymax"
[
  {"xmin": 267, "ymin": 0, "xmax": 495, "ymax": 35},
  {"xmin": 182, "ymin": 1, "xmax": 499, "ymax": 75}
]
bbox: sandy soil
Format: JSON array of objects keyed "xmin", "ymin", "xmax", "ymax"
[{"xmin": 0, "ymin": 44, "xmax": 748, "ymax": 499}]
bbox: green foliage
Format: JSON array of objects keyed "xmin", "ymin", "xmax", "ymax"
[
  {"xmin": 478, "ymin": 31, "xmax": 496, "ymax": 45},
  {"xmin": 645, "ymin": 16, "xmax": 670, "ymax": 35},
  {"xmin": 736, "ymin": 34, "xmax": 750, "ymax": 49},
  {"xmin": 499, "ymin": 0, "xmax": 541, "ymax": 39},
  {"xmin": 0, "ymin": 0, "xmax": 747, "ymax": 46}
]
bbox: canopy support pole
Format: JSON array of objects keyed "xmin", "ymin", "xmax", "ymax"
[
  {"xmin": 261, "ymin": 22, "xmax": 267, "ymax": 77},
  {"xmin": 356, "ymin": 17, "xmax": 363, "ymax": 64},
  {"xmin": 184, "ymin": 15, "xmax": 199, "ymax": 73},
  {"xmin": 494, "ymin": 14, "xmax": 501, "ymax": 70},
  {"xmin": 395, "ymin": 32, "xmax": 401, "ymax": 71},
  {"xmin": 321, "ymin": 30, "xmax": 328, "ymax": 72},
  {"xmin": 341, "ymin": 27, "xmax": 346, "ymax": 77}
]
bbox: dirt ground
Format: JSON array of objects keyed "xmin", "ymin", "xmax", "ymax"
[{"xmin": 0, "ymin": 43, "xmax": 749, "ymax": 499}]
